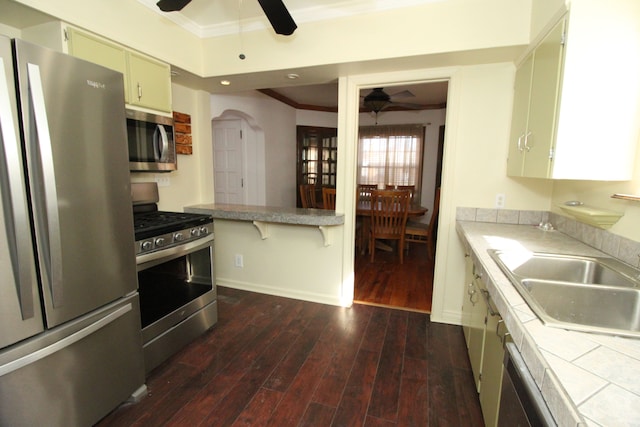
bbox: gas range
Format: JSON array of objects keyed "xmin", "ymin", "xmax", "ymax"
[
  {"xmin": 131, "ymin": 183, "xmax": 213, "ymax": 256},
  {"xmin": 133, "ymin": 211, "xmax": 212, "ymax": 256}
]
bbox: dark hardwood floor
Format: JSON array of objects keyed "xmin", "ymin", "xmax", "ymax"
[
  {"xmin": 97, "ymin": 286, "xmax": 483, "ymax": 427},
  {"xmin": 354, "ymin": 241, "xmax": 434, "ymax": 313}
]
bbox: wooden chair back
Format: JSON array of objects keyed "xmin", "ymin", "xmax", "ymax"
[
  {"xmin": 357, "ymin": 184, "xmax": 377, "ymax": 202},
  {"xmin": 322, "ymin": 187, "xmax": 337, "ymax": 210},
  {"xmin": 299, "ymin": 184, "xmax": 317, "ymax": 208},
  {"xmin": 405, "ymin": 187, "xmax": 440, "ymax": 259},
  {"xmin": 369, "ymin": 189, "xmax": 411, "ymax": 264}
]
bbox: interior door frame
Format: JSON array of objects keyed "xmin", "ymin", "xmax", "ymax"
[{"xmin": 338, "ymin": 68, "xmax": 459, "ymax": 321}]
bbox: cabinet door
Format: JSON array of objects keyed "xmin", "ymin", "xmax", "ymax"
[
  {"xmin": 461, "ymin": 254, "xmax": 474, "ymax": 346},
  {"xmin": 506, "ymin": 54, "xmax": 533, "ymax": 177},
  {"xmin": 127, "ymin": 51, "xmax": 172, "ymax": 112},
  {"xmin": 522, "ymin": 18, "xmax": 565, "ymax": 178},
  {"xmin": 479, "ymin": 292, "xmax": 506, "ymax": 427},
  {"xmin": 66, "ymin": 28, "xmax": 129, "ymax": 102},
  {"xmin": 468, "ymin": 273, "xmax": 487, "ymax": 393}
]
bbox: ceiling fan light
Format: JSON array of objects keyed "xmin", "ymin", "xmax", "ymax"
[{"xmin": 363, "ymin": 88, "xmax": 391, "ymax": 113}]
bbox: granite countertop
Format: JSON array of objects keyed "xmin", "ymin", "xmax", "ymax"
[
  {"xmin": 184, "ymin": 203, "xmax": 345, "ymax": 226},
  {"xmin": 457, "ymin": 221, "xmax": 640, "ymax": 427}
]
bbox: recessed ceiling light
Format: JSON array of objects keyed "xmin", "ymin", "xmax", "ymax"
[
  {"xmin": 220, "ymin": 80, "xmax": 231, "ymax": 86},
  {"xmin": 286, "ymin": 73, "xmax": 300, "ymax": 80}
]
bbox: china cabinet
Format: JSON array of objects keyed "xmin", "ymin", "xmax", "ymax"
[{"xmin": 296, "ymin": 126, "xmax": 337, "ymax": 207}]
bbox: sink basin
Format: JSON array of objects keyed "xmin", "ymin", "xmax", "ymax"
[
  {"xmin": 488, "ymin": 250, "xmax": 640, "ymax": 338},
  {"xmin": 522, "ymin": 280, "xmax": 640, "ymax": 335},
  {"xmin": 490, "ymin": 251, "xmax": 640, "ymax": 287}
]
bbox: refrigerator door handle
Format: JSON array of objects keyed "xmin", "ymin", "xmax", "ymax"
[
  {"xmin": 27, "ymin": 63, "xmax": 64, "ymax": 307},
  {"xmin": 0, "ymin": 57, "xmax": 35, "ymax": 319},
  {"xmin": 0, "ymin": 303, "xmax": 133, "ymax": 377}
]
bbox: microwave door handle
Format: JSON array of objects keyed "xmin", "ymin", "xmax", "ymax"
[
  {"xmin": 27, "ymin": 63, "xmax": 63, "ymax": 308},
  {"xmin": 0, "ymin": 58, "xmax": 35, "ymax": 319},
  {"xmin": 153, "ymin": 124, "xmax": 169, "ymax": 162}
]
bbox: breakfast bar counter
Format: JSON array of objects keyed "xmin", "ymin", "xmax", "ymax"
[{"xmin": 184, "ymin": 203, "xmax": 345, "ymax": 226}]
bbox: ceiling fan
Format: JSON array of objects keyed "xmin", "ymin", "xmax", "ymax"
[
  {"xmin": 362, "ymin": 88, "xmax": 424, "ymax": 114},
  {"xmin": 156, "ymin": 0, "xmax": 297, "ymax": 35}
]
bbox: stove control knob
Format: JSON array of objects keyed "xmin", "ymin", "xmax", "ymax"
[
  {"xmin": 174, "ymin": 232, "xmax": 184, "ymax": 242},
  {"xmin": 191, "ymin": 228, "xmax": 200, "ymax": 237},
  {"xmin": 199, "ymin": 226, "xmax": 208, "ymax": 235},
  {"xmin": 141, "ymin": 241, "xmax": 153, "ymax": 251},
  {"xmin": 155, "ymin": 237, "xmax": 166, "ymax": 246}
]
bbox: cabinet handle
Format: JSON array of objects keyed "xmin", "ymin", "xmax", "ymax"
[
  {"xmin": 523, "ymin": 131, "xmax": 532, "ymax": 152},
  {"xmin": 137, "ymin": 82, "xmax": 142, "ymax": 100},
  {"xmin": 517, "ymin": 134, "xmax": 524, "ymax": 152},
  {"xmin": 468, "ymin": 283, "xmax": 478, "ymax": 305},
  {"xmin": 480, "ymin": 289, "xmax": 499, "ymax": 317}
]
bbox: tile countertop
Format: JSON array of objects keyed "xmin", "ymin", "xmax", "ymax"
[
  {"xmin": 184, "ymin": 203, "xmax": 345, "ymax": 226},
  {"xmin": 457, "ymin": 221, "xmax": 640, "ymax": 427}
]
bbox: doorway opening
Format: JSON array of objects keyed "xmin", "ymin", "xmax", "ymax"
[{"xmin": 353, "ymin": 82, "xmax": 448, "ymax": 314}]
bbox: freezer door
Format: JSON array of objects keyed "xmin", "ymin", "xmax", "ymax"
[
  {"xmin": 13, "ymin": 39, "xmax": 138, "ymax": 327},
  {"xmin": 0, "ymin": 36, "xmax": 44, "ymax": 348},
  {"xmin": 0, "ymin": 294, "xmax": 145, "ymax": 427}
]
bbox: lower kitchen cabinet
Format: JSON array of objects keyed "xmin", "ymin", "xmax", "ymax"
[
  {"xmin": 461, "ymin": 253, "xmax": 509, "ymax": 427},
  {"xmin": 479, "ymin": 288, "xmax": 508, "ymax": 427},
  {"xmin": 467, "ymin": 267, "xmax": 486, "ymax": 393}
]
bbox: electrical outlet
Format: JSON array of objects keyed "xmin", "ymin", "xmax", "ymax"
[
  {"xmin": 495, "ymin": 193, "xmax": 506, "ymax": 209},
  {"xmin": 155, "ymin": 175, "xmax": 171, "ymax": 187},
  {"xmin": 234, "ymin": 254, "xmax": 244, "ymax": 268}
]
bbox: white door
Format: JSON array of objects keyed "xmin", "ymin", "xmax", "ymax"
[{"xmin": 213, "ymin": 119, "xmax": 245, "ymax": 204}]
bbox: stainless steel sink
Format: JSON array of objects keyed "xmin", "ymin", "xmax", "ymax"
[{"xmin": 488, "ymin": 250, "xmax": 640, "ymax": 338}]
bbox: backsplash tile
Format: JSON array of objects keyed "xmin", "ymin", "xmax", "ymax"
[{"xmin": 458, "ymin": 207, "xmax": 640, "ymax": 268}]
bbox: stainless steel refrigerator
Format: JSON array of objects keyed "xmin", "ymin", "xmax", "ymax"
[{"xmin": 0, "ymin": 36, "xmax": 145, "ymax": 426}]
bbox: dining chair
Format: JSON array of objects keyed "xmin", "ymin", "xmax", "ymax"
[
  {"xmin": 405, "ymin": 187, "xmax": 440, "ymax": 260},
  {"xmin": 386, "ymin": 184, "xmax": 416, "ymax": 199},
  {"xmin": 322, "ymin": 187, "xmax": 336, "ymax": 210},
  {"xmin": 357, "ymin": 184, "xmax": 377, "ymax": 202},
  {"xmin": 299, "ymin": 184, "xmax": 317, "ymax": 208},
  {"xmin": 369, "ymin": 189, "xmax": 411, "ymax": 264}
]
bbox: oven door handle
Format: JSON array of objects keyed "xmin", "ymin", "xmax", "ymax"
[{"xmin": 136, "ymin": 233, "xmax": 214, "ymax": 269}]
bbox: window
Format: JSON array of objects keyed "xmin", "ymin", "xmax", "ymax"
[{"xmin": 358, "ymin": 124, "xmax": 424, "ymax": 197}]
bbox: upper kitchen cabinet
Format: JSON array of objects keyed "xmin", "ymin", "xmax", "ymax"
[
  {"xmin": 127, "ymin": 51, "xmax": 172, "ymax": 112},
  {"xmin": 508, "ymin": 0, "xmax": 640, "ymax": 180},
  {"xmin": 21, "ymin": 23, "xmax": 172, "ymax": 113}
]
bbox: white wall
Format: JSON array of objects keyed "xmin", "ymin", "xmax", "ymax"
[
  {"xmin": 131, "ymin": 83, "xmax": 213, "ymax": 211},
  {"xmin": 209, "ymin": 91, "xmax": 297, "ymax": 207}
]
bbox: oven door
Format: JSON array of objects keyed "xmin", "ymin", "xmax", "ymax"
[{"xmin": 136, "ymin": 234, "xmax": 216, "ymax": 372}]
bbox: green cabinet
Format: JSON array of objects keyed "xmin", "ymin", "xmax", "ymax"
[
  {"xmin": 508, "ymin": 1, "xmax": 640, "ymax": 180},
  {"xmin": 507, "ymin": 18, "xmax": 564, "ymax": 178},
  {"xmin": 127, "ymin": 51, "xmax": 172, "ymax": 112},
  {"xmin": 66, "ymin": 28, "xmax": 129, "ymax": 99},
  {"xmin": 24, "ymin": 24, "xmax": 172, "ymax": 113},
  {"xmin": 461, "ymin": 253, "xmax": 509, "ymax": 427},
  {"xmin": 478, "ymin": 288, "xmax": 507, "ymax": 427}
]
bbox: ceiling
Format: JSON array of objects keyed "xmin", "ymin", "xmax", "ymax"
[
  {"xmin": 138, "ymin": 0, "xmax": 450, "ymax": 110},
  {"xmin": 137, "ymin": 0, "xmax": 437, "ymax": 38}
]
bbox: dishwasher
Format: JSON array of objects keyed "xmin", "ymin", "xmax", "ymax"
[{"xmin": 498, "ymin": 342, "xmax": 557, "ymax": 427}]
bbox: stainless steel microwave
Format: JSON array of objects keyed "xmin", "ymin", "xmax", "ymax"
[{"xmin": 126, "ymin": 109, "xmax": 177, "ymax": 172}]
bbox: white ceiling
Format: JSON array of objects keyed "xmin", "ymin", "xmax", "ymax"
[
  {"xmin": 137, "ymin": 0, "xmax": 439, "ymax": 38},
  {"xmin": 145, "ymin": 0, "xmax": 452, "ymax": 109}
]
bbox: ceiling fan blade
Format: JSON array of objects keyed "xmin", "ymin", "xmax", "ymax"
[
  {"xmin": 257, "ymin": 0, "xmax": 297, "ymax": 36},
  {"xmin": 156, "ymin": 0, "xmax": 192, "ymax": 12},
  {"xmin": 389, "ymin": 90, "xmax": 415, "ymax": 99},
  {"xmin": 391, "ymin": 102, "xmax": 425, "ymax": 109}
]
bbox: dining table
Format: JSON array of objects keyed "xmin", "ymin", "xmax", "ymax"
[{"xmin": 356, "ymin": 201, "xmax": 428, "ymax": 253}]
